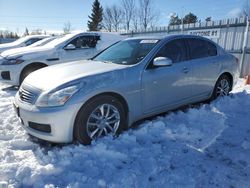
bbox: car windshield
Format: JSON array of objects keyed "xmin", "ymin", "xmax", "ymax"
[
  {"xmin": 43, "ymin": 33, "xmax": 76, "ymax": 47},
  {"xmin": 9, "ymin": 36, "xmax": 41, "ymax": 45},
  {"xmin": 29, "ymin": 37, "xmax": 56, "ymax": 47},
  {"xmin": 93, "ymin": 39, "xmax": 159, "ymax": 65}
]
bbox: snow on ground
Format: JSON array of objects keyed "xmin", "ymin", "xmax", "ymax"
[{"xmin": 0, "ymin": 81, "xmax": 250, "ymax": 188}]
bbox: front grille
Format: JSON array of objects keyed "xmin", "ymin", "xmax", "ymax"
[{"xmin": 19, "ymin": 87, "xmax": 37, "ymax": 104}]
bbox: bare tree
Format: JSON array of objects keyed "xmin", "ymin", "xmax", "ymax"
[
  {"xmin": 138, "ymin": 0, "xmax": 158, "ymax": 30},
  {"xmin": 103, "ymin": 7, "xmax": 113, "ymax": 32},
  {"xmin": 111, "ymin": 5, "xmax": 124, "ymax": 31},
  {"xmin": 102, "ymin": 5, "xmax": 124, "ymax": 32},
  {"xmin": 121, "ymin": 0, "xmax": 135, "ymax": 31},
  {"xmin": 242, "ymin": 0, "xmax": 250, "ymax": 17},
  {"xmin": 31, "ymin": 29, "xmax": 42, "ymax": 35},
  {"xmin": 63, "ymin": 21, "xmax": 71, "ymax": 34},
  {"xmin": 131, "ymin": 9, "xmax": 139, "ymax": 31}
]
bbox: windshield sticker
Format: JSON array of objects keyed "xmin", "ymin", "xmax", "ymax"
[{"xmin": 140, "ymin": 40, "xmax": 158, "ymax": 44}]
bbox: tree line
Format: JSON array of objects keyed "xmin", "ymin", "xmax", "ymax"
[
  {"xmin": 0, "ymin": 31, "xmax": 19, "ymax": 39},
  {"xmin": 3, "ymin": 0, "xmax": 250, "ymax": 38},
  {"xmin": 88, "ymin": 0, "xmax": 159, "ymax": 32},
  {"xmin": 87, "ymin": 0, "xmax": 215, "ymax": 32}
]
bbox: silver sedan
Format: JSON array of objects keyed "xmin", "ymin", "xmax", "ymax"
[{"xmin": 14, "ymin": 35, "xmax": 239, "ymax": 144}]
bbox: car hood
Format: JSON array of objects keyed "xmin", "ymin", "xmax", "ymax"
[
  {"xmin": 23, "ymin": 60, "xmax": 127, "ymax": 91},
  {"xmin": 0, "ymin": 44, "xmax": 17, "ymax": 53},
  {"xmin": 0, "ymin": 42, "xmax": 18, "ymax": 49},
  {"xmin": 1, "ymin": 46, "xmax": 53, "ymax": 58}
]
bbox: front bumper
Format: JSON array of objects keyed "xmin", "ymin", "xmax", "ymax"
[
  {"xmin": 0, "ymin": 65, "xmax": 20, "ymax": 85},
  {"xmin": 14, "ymin": 96, "xmax": 82, "ymax": 143}
]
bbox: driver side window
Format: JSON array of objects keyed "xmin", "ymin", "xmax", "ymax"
[
  {"xmin": 68, "ymin": 35, "xmax": 100, "ymax": 49},
  {"xmin": 156, "ymin": 39, "xmax": 187, "ymax": 63}
]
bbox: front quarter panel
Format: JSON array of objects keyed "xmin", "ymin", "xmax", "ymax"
[{"xmin": 69, "ymin": 65, "xmax": 143, "ymax": 125}]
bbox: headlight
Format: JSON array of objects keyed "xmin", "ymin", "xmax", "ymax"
[
  {"xmin": 36, "ymin": 84, "xmax": 80, "ymax": 107},
  {"xmin": 2, "ymin": 56, "xmax": 25, "ymax": 65}
]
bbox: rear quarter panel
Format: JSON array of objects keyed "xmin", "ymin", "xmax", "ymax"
[{"xmin": 218, "ymin": 50, "xmax": 239, "ymax": 88}]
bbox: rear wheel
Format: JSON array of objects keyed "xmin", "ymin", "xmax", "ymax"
[
  {"xmin": 74, "ymin": 95, "xmax": 127, "ymax": 145},
  {"xmin": 210, "ymin": 74, "xmax": 232, "ymax": 100}
]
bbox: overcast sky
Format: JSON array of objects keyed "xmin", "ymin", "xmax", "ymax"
[{"xmin": 0, "ymin": 0, "xmax": 244, "ymax": 35}]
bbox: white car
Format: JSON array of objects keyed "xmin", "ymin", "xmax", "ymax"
[
  {"xmin": 26, "ymin": 36, "xmax": 57, "ymax": 48},
  {"xmin": 0, "ymin": 35, "xmax": 49, "ymax": 53},
  {"xmin": 3, "ymin": 37, "xmax": 57, "ymax": 56},
  {"xmin": 0, "ymin": 32, "xmax": 124, "ymax": 86}
]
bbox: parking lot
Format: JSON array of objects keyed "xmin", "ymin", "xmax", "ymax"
[
  {"xmin": 1, "ymin": 0, "xmax": 250, "ymax": 186},
  {"xmin": 0, "ymin": 80, "xmax": 250, "ymax": 187}
]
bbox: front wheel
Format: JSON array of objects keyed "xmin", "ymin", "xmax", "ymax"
[
  {"xmin": 74, "ymin": 95, "xmax": 127, "ymax": 145},
  {"xmin": 210, "ymin": 74, "xmax": 232, "ymax": 101}
]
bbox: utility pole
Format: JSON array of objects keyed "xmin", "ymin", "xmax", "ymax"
[
  {"xmin": 181, "ymin": 6, "xmax": 184, "ymax": 34},
  {"xmin": 241, "ymin": 16, "xmax": 249, "ymax": 78}
]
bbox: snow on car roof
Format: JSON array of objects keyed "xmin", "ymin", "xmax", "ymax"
[
  {"xmin": 11, "ymin": 35, "xmax": 50, "ymax": 45},
  {"xmin": 43, "ymin": 31, "xmax": 125, "ymax": 48}
]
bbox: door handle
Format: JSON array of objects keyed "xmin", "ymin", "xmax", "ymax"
[{"xmin": 182, "ymin": 67, "xmax": 189, "ymax": 74}]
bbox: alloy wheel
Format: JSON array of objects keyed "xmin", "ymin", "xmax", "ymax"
[
  {"xmin": 86, "ymin": 104, "xmax": 121, "ymax": 139},
  {"xmin": 216, "ymin": 78, "xmax": 230, "ymax": 97}
]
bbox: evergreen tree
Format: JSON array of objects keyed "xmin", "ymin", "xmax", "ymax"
[
  {"xmin": 205, "ymin": 17, "xmax": 212, "ymax": 22},
  {"xmin": 87, "ymin": 0, "xmax": 103, "ymax": 31},
  {"xmin": 9, "ymin": 32, "xmax": 14, "ymax": 38},
  {"xmin": 169, "ymin": 15, "xmax": 182, "ymax": 26},
  {"xmin": 183, "ymin": 12, "xmax": 198, "ymax": 24},
  {"xmin": 14, "ymin": 32, "xmax": 19, "ymax": 39},
  {"xmin": 24, "ymin": 28, "xmax": 29, "ymax": 36}
]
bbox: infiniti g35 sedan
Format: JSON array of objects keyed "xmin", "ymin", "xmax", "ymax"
[{"xmin": 14, "ymin": 35, "xmax": 239, "ymax": 144}]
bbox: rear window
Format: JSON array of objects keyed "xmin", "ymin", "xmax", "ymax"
[{"xmin": 187, "ymin": 38, "xmax": 217, "ymax": 60}]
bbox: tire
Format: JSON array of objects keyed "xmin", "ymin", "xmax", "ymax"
[
  {"xmin": 74, "ymin": 95, "xmax": 127, "ymax": 145},
  {"xmin": 20, "ymin": 66, "xmax": 44, "ymax": 85},
  {"xmin": 210, "ymin": 74, "xmax": 232, "ymax": 101}
]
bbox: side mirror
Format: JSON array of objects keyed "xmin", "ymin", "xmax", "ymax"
[
  {"xmin": 64, "ymin": 44, "xmax": 76, "ymax": 50},
  {"xmin": 153, "ymin": 57, "xmax": 172, "ymax": 67}
]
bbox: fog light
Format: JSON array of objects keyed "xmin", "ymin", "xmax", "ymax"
[
  {"xmin": 28, "ymin": 122, "xmax": 51, "ymax": 133},
  {"xmin": 1, "ymin": 71, "xmax": 10, "ymax": 80}
]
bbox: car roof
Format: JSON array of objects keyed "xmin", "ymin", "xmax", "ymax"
[
  {"xmin": 70, "ymin": 31, "xmax": 123, "ymax": 37},
  {"xmin": 24, "ymin": 35, "xmax": 50, "ymax": 39},
  {"xmin": 123, "ymin": 34, "xmax": 216, "ymax": 45}
]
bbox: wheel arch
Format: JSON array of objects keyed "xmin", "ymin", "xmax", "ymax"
[
  {"xmin": 219, "ymin": 72, "xmax": 233, "ymax": 90},
  {"xmin": 73, "ymin": 91, "xmax": 130, "ymax": 140},
  {"xmin": 19, "ymin": 62, "xmax": 48, "ymax": 84},
  {"xmin": 208, "ymin": 71, "xmax": 234, "ymax": 101}
]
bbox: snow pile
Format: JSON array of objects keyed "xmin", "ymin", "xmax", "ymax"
[{"xmin": 0, "ymin": 82, "xmax": 250, "ymax": 187}]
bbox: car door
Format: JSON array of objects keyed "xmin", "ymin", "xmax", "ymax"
[
  {"xmin": 141, "ymin": 39, "xmax": 193, "ymax": 114},
  {"xmin": 186, "ymin": 38, "xmax": 220, "ymax": 97},
  {"xmin": 60, "ymin": 35, "xmax": 98, "ymax": 63}
]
